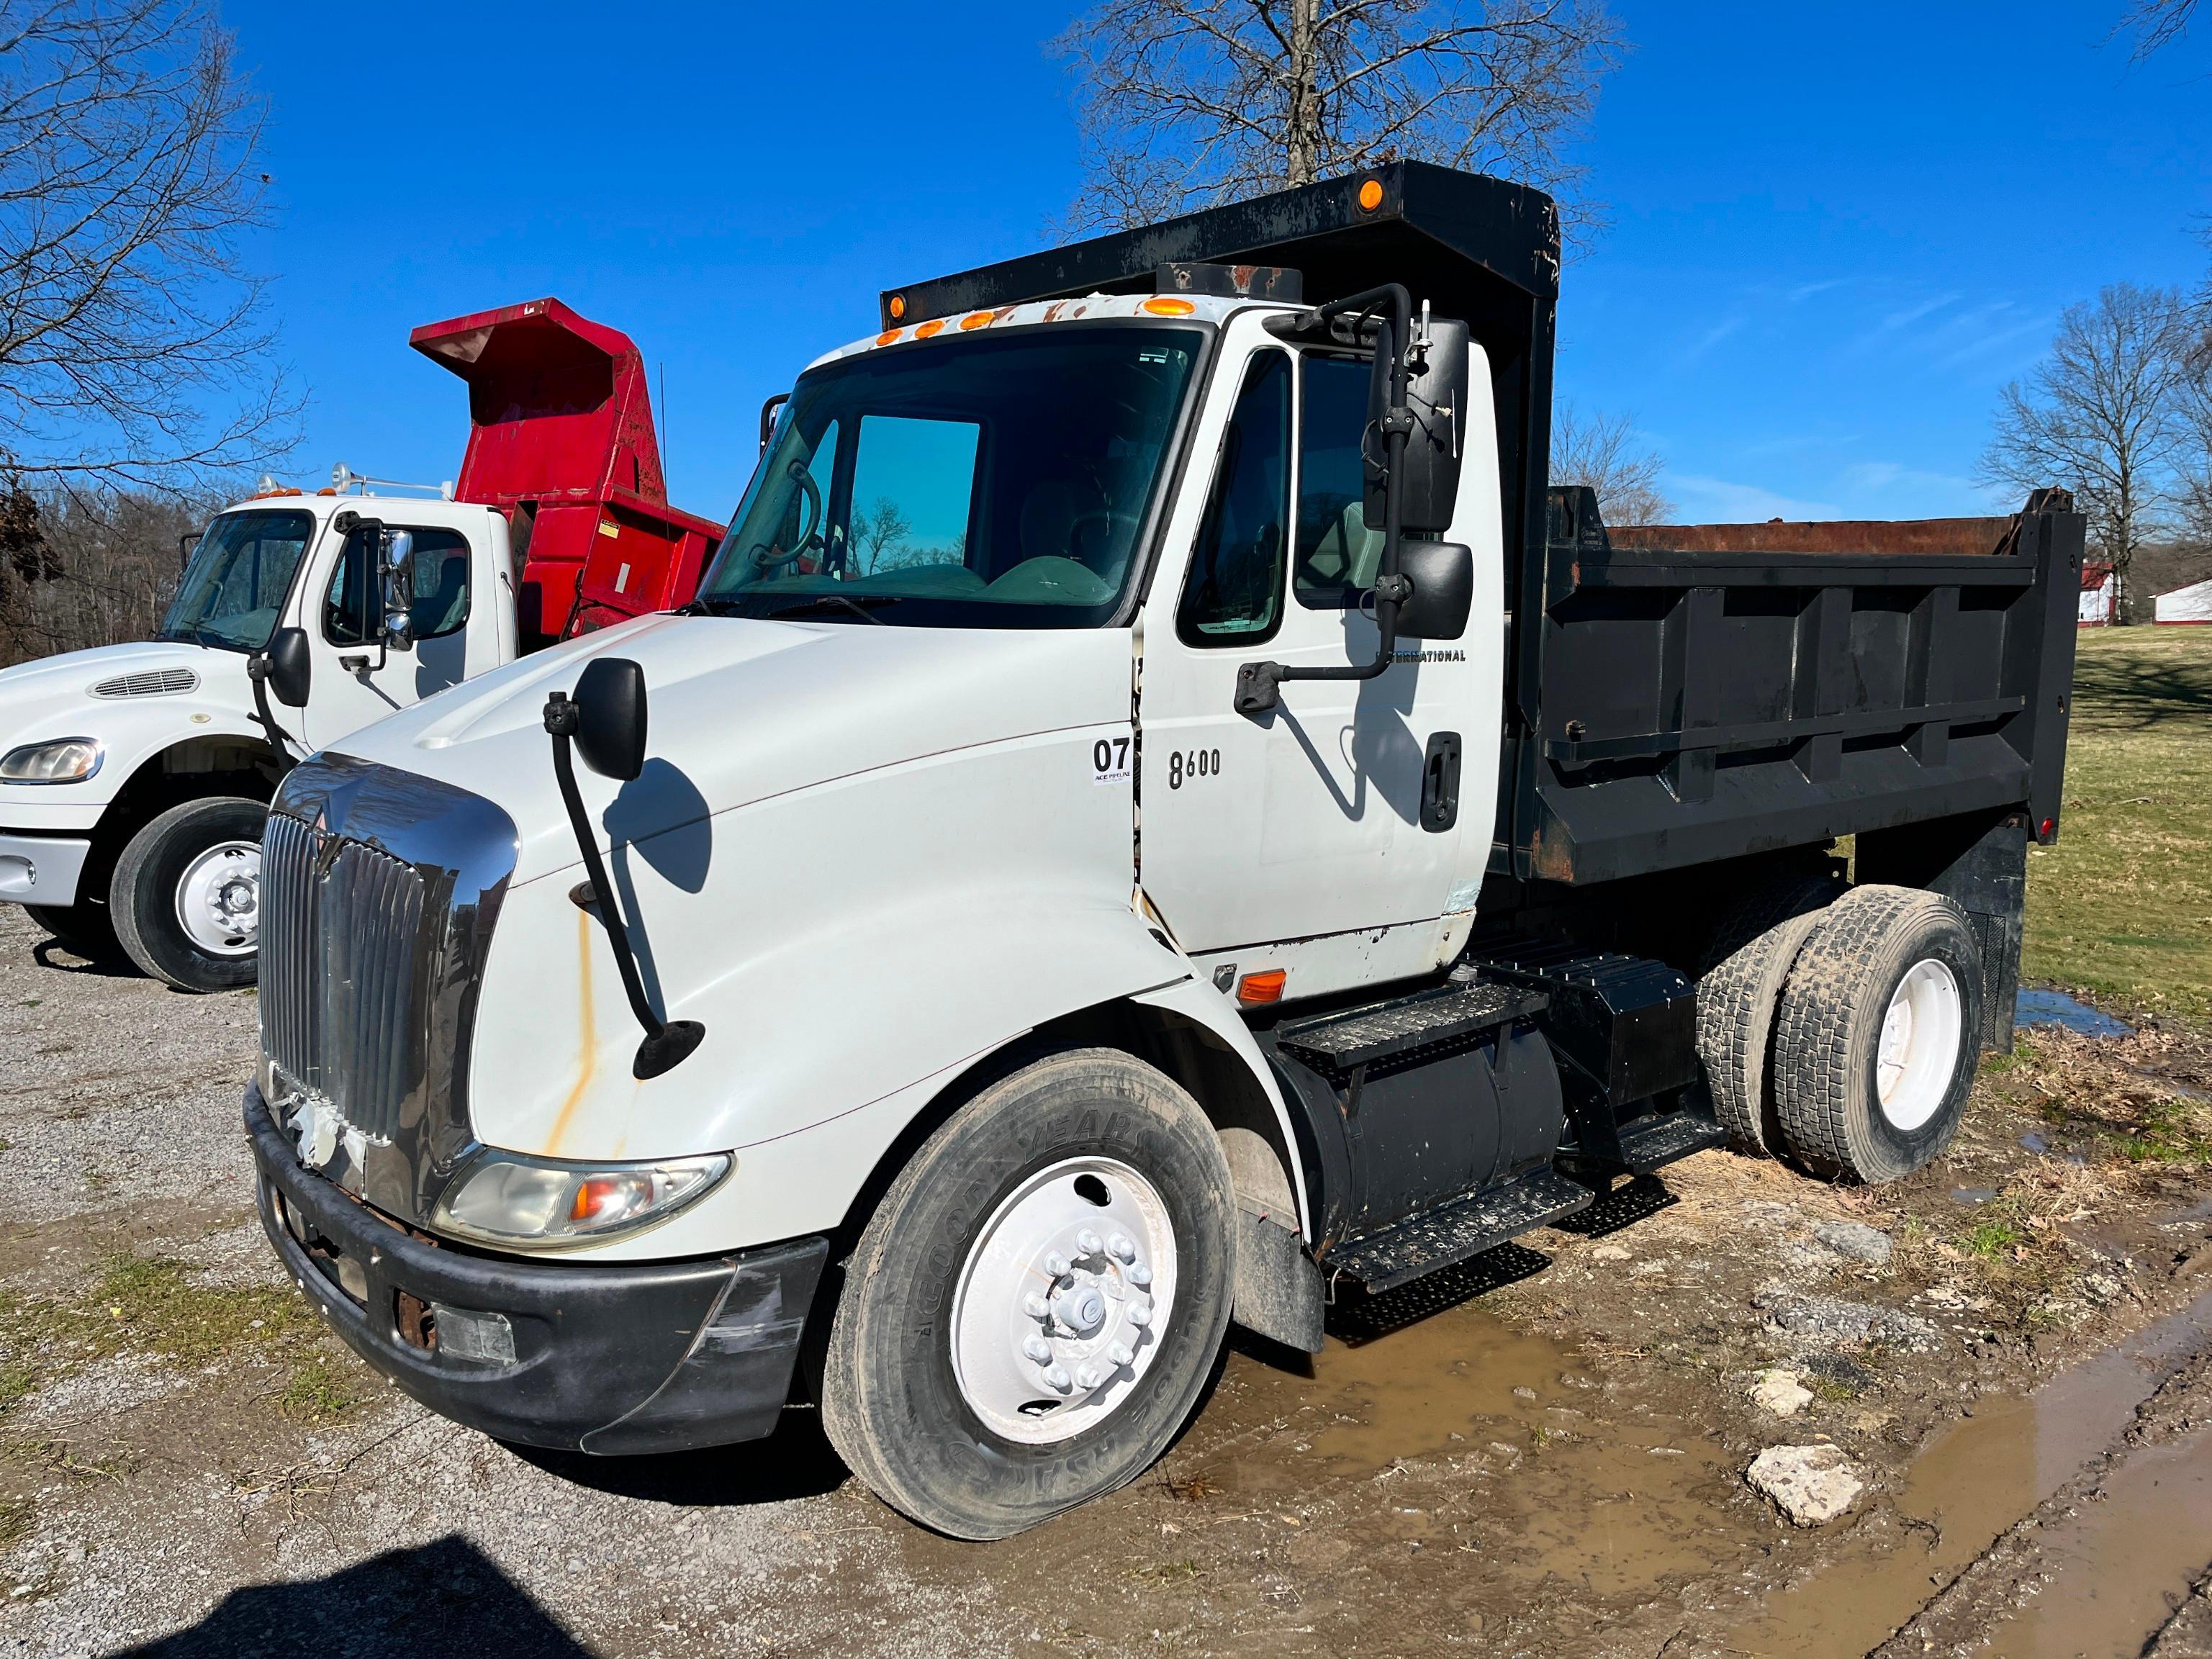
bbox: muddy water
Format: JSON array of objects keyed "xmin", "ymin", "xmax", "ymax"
[{"xmin": 1728, "ymin": 1289, "xmax": 2212, "ymax": 1658}]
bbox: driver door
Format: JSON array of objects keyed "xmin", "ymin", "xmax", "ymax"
[{"xmin": 299, "ymin": 523, "xmax": 479, "ymax": 749}]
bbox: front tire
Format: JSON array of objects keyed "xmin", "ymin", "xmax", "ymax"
[
  {"xmin": 109, "ymin": 797, "xmax": 266, "ymax": 993},
  {"xmin": 24, "ymin": 900, "xmax": 119, "ymax": 961},
  {"xmin": 1771, "ymin": 885, "xmax": 1984, "ymax": 1183},
  {"xmin": 819, "ymin": 1048, "xmax": 1235, "ymax": 1539}
]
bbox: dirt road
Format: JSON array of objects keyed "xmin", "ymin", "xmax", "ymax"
[{"xmin": 0, "ymin": 903, "xmax": 2207, "ymax": 1658}]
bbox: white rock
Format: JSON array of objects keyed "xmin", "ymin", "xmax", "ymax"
[
  {"xmin": 1590, "ymin": 1243, "xmax": 1632, "ymax": 1262},
  {"xmin": 1746, "ymin": 1444, "xmax": 1864, "ymax": 1526},
  {"xmin": 1749, "ymin": 1369, "xmax": 1814, "ymax": 1417},
  {"xmin": 1813, "ymin": 1219, "xmax": 1894, "ymax": 1266}
]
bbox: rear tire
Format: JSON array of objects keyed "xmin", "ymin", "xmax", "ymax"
[
  {"xmin": 24, "ymin": 900, "xmax": 119, "ymax": 960},
  {"xmin": 1697, "ymin": 906, "xmax": 1825, "ymax": 1155},
  {"xmin": 109, "ymin": 797, "xmax": 266, "ymax": 993},
  {"xmin": 819, "ymin": 1048, "xmax": 1235, "ymax": 1539},
  {"xmin": 1771, "ymin": 885, "xmax": 1983, "ymax": 1183}
]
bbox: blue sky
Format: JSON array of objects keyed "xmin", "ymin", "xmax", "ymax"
[{"xmin": 227, "ymin": 1, "xmax": 2209, "ymax": 526}]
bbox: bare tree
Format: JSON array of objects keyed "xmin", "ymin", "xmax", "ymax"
[
  {"xmin": 1979, "ymin": 284, "xmax": 2193, "ymax": 621},
  {"xmin": 0, "ymin": 483, "xmax": 209, "ymax": 666},
  {"xmin": 1551, "ymin": 401, "xmax": 1671, "ymax": 526},
  {"xmin": 852, "ymin": 497, "xmax": 912, "ymax": 575},
  {"xmin": 1055, "ymin": 0, "xmax": 1625, "ymax": 232},
  {"xmin": 2118, "ymin": 0, "xmax": 2197, "ymax": 58},
  {"xmin": 0, "ymin": 0, "xmax": 293, "ymax": 494}
]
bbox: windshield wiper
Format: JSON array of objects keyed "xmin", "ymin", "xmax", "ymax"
[{"xmin": 767, "ymin": 593, "xmax": 898, "ymax": 624}]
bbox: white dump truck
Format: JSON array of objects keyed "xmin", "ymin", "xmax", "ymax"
[
  {"xmin": 248, "ymin": 165, "xmax": 2081, "ymax": 1538},
  {"xmin": 0, "ymin": 299, "xmax": 721, "ymax": 990}
]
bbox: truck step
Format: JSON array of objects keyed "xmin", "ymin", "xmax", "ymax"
[
  {"xmin": 1319, "ymin": 1169, "xmax": 1594, "ymax": 1294},
  {"xmin": 1276, "ymin": 980, "xmax": 1547, "ymax": 1072},
  {"xmin": 1566, "ymin": 1105, "xmax": 1729, "ymax": 1179}
]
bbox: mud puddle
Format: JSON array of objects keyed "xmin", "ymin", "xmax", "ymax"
[{"xmin": 1727, "ymin": 1287, "xmax": 2212, "ymax": 1658}]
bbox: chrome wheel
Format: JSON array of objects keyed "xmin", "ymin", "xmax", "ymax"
[
  {"xmin": 949, "ymin": 1156, "xmax": 1178, "ymax": 1446},
  {"xmin": 173, "ymin": 838, "xmax": 261, "ymax": 957},
  {"xmin": 1875, "ymin": 957, "xmax": 1962, "ymax": 1132}
]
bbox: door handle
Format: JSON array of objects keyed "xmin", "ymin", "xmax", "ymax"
[{"xmin": 1421, "ymin": 731, "xmax": 1461, "ymax": 833}]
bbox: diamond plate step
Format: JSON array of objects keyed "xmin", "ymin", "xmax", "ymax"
[
  {"xmin": 1319, "ymin": 1169, "xmax": 1594, "ymax": 1294},
  {"xmin": 1577, "ymin": 1106, "xmax": 1729, "ymax": 1177},
  {"xmin": 1276, "ymin": 980, "xmax": 1548, "ymax": 1072}
]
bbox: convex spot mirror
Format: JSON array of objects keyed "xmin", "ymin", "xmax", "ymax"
[
  {"xmin": 1364, "ymin": 315, "xmax": 1471, "ymax": 537},
  {"xmin": 573, "ymin": 656, "xmax": 648, "ymax": 782},
  {"xmin": 381, "ymin": 528, "xmax": 415, "ymax": 651},
  {"xmin": 266, "ymin": 627, "xmax": 312, "ymax": 708},
  {"xmin": 1394, "ymin": 541, "xmax": 1473, "ymax": 641}
]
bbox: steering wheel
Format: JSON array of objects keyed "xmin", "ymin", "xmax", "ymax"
[
  {"xmin": 751, "ymin": 461, "xmax": 826, "ymax": 573},
  {"xmin": 1067, "ymin": 508, "xmax": 1141, "ymax": 571}
]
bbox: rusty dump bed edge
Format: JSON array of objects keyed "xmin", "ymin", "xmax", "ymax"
[{"xmin": 1607, "ymin": 515, "xmax": 2018, "ymax": 559}]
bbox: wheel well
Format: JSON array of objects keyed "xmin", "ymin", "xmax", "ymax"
[{"xmin": 82, "ymin": 737, "xmax": 286, "ymax": 903}]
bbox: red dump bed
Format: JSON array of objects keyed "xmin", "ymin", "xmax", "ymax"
[{"xmin": 410, "ymin": 298, "xmax": 724, "ymax": 646}]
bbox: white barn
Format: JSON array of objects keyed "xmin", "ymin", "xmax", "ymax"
[
  {"xmin": 2079, "ymin": 562, "xmax": 2116, "ymax": 626},
  {"xmin": 2155, "ymin": 577, "xmax": 2212, "ymax": 625}
]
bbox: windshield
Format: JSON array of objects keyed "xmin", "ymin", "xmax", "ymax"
[
  {"xmin": 158, "ymin": 509, "xmax": 317, "ymax": 652},
  {"xmin": 695, "ymin": 324, "xmax": 1205, "ymax": 628}
]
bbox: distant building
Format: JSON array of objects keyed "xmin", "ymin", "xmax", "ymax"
[
  {"xmin": 2079, "ymin": 562, "xmax": 2116, "ymax": 626},
  {"xmin": 2154, "ymin": 577, "xmax": 2212, "ymax": 625}
]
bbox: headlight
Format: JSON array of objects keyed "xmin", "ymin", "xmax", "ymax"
[
  {"xmin": 430, "ymin": 1148, "xmax": 731, "ymax": 1249},
  {"xmin": 0, "ymin": 738, "xmax": 102, "ymax": 784}
]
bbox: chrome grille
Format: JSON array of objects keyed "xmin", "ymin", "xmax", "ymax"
[
  {"xmin": 260, "ymin": 811, "xmax": 426, "ymax": 1143},
  {"xmin": 91, "ymin": 668, "xmax": 197, "ymax": 697}
]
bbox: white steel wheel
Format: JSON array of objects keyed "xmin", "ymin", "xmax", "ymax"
[
  {"xmin": 950, "ymin": 1156, "xmax": 1178, "ymax": 1445},
  {"xmin": 173, "ymin": 838, "xmax": 261, "ymax": 957},
  {"xmin": 1875, "ymin": 958, "xmax": 1963, "ymax": 1132}
]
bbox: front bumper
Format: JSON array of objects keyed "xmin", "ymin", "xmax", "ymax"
[
  {"xmin": 0, "ymin": 831, "xmax": 90, "ymax": 906},
  {"xmin": 246, "ymin": 1082, "xmax": 828, "ymax": 1455}
]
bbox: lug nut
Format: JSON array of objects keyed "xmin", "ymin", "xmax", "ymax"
[
  {"xmin": 1127, "ymin": 1301, "xmax": 1152, "ymax": 1328},
  {"xmin": 1107, "ymin": 1342, "xmax": 1134, "ymax": 1367},
  {"xmin": 1043, "ymin": 1252, "xmax": 1069, "ymax": 1278},
  {"xmin": 1075, "ymin": 1363, "xmax": 1105, "ymax": 1389},
  {"xmin": 1076, "ymin": 1229, "xmax": 1103, "ymax": 1256},
  {"xmin": 1108, "ymin": 1233, "xmax": 1136, "ymax": 1261},
  {"xmin": 1127, "ymin": 1263, "xmax": 1152, "ymax": 1288},
  {"xmin": 1023, "ymin": 1292, "xmax": 1049, "ymax": 1319},
  {"xmin": 1023, "ymin": 1335, "xmax": 1052, "ymax": 1362},
  {"xmin": 1043, "ymin": 1365, "xmax": 1072, "ymax": 1391}
]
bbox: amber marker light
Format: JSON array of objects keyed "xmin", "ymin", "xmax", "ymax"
[
  {"xmin": 1358, "ymin": 178, "xmax": 1385, "ymax": 212},
  {"xmin": 960, "ymin": 312, "xmax": 995, "ymax": 330},
  {"xmin": 888, "ymin": 294, "xmax": 907, "ymax": 320},
  {"xmin": 876, "ymin": 329, "xmax": 902, "ymax": 346},
  {"xmin": 916, "ymin": 318, "xmax": 945, "ymax": 338},
  {"xmin": 1237, "ymin": 969, "xmax": 1287, "ymax": 1006},
  {"xmin": 1141, "ymin": 296, "xmax": 1196, "ymax": 317}
]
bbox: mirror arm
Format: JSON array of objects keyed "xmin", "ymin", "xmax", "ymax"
[
  {"xmin": 541, "ymin": 690, "xmax": 705, "ymax": 1080},
  {"xmin": 243, "ymin": 654, "xmax": 301, "ymax": 759},
  {"xmin": 1237, "ymin": 283, "xmax": 1415, "ymax": 718}
]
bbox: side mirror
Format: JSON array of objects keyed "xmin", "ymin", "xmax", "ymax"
[
  {"xmin": 1365, "ymin": 316, "xmax": 1471, "ymax": 536},
  {"xmin": 266, "ymin": 627, "xmax": 312, "ymax": 708},
  {"xmin": 1394, "ymin": 541, "xmax": 1473, "ymax": 641},
  {"xmin": 572, "ymin": 656, "xmax": 648, "ymax": 782},
  {"xmin": 381, "ymin": 528, "xmax": 415, "ymax": 651}
]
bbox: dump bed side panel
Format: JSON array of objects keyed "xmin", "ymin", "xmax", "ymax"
[{"xmin": 1498, "ymin": 491, "xmax": 2084, "ymax": 885}]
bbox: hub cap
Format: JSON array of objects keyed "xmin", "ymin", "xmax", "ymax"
[
  {"xmin": 949, "ymin": 1156, "xmax": 1178, "ymax": 1445},
  {"xmin": 1876, "ymin": 957, "xmax": 1963, "ymax": 1131},
  {"xmin": 173, "ymin": 838, "xmax": 261, "ymax": 957}
]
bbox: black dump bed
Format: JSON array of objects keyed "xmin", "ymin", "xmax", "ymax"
[{"xmin": 888, "ymin": 163, "xmax": 2086, "ymax": 889}]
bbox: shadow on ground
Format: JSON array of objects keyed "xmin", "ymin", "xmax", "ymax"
[
  {"xmin": 119, "ymin": 1533, "xmax": 590, "ymax": 1657},
  {"xmin": 502, "ymin": 1409, "xmax": 849, "ymax": 1507}
]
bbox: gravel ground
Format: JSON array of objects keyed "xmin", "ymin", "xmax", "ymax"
[{"xmin": 0, "ymin": 903, "xmax": 2207, "ymax": 1658}]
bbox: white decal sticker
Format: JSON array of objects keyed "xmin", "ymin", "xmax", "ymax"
[{"xmin": 1091, "ymin": 730, "xmax": 1134, "ymax": 785}]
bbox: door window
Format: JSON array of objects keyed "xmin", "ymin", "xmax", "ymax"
[
  {"xmin": 324, "ymin": 527, "xmax": 473, "ymax": 645},
  {"xmin": 1294, "ymin": 355, "xmax": 1386, "ymax": 608},
  {"xmin": 1176, "ymin": 351, "xmax": 1291, "ymax": 646}
]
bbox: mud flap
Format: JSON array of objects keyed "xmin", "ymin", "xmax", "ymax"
[{"xmin": 1233, "ymin": 1207, "xmax": 1324, "ymax": 1353}]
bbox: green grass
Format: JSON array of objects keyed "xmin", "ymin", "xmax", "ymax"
[
  {"xmin": 276, "ymin": 1359, "xmax": 365, "ymax": 1422},
  {"xmin": 1962, "ymin": 1219, "xmax": 2027, "ymax": 1258},
  {"xmin": 2023, "ymin": 628, "xmax": 2212, "ymax": 1021}
]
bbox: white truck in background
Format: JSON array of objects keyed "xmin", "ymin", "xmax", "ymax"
[
  {"xmin": 246, "ymin": 165, "xmax": 2081, "ymax": 1538},
  {"xmin": 0, "ymin": 299, "xmax": 721, "ymax": 990}
]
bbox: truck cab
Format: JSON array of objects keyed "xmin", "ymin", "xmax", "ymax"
[
  {"xmin": 246, "ymin": 164, "xmax": 2082, "ymax": 1541},
  {"xmin": 0, "ymin": 299, "xmax": 721, "ymax": 991}
]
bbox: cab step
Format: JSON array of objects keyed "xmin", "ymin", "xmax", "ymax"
[
  {"xmin": 1562, "ymin": 1104, "xmax": 1729, "ymax": 1180},
  {"xmin": 1319, "ymin": 1168, "xmax": 1594, "ymax": 1294},
  {"xmin": 1275, "ymin": 980, "xmax": 1547, "ymax": 1072}
]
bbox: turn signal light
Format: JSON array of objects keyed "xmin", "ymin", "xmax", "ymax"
[
  {"xmin": 1358, "ymin": 178, "xmax": 1385, "ymax": 212},
  {"xmin": 1141, "ymin": 296, "xmax": 1196, "ymax": 317},
  {"xmin": 888, "ymin": 294, "xmax": 907, "ymax": 320},
  {"xmin": 1237, "ymin": 969, "xmax": 1286, "ymax": 1005}
]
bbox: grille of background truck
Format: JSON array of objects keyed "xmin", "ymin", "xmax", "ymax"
[{"xmin": 260, "ymin": 811, "xmax": 427, "ymax": 1144}]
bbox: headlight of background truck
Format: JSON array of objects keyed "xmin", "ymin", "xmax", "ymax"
[
  {"xmin": 430, "ymin": 1149, "xmax": 731, "ymax": 1249},
  {"xmin": 0, "ymin": 737, "xmax": 103, "ymax": 783}
]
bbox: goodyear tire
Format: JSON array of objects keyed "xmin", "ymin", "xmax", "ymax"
[
  {"xmin": 109, "ymin": 797, "xmax": 266, "ymax": 993},
  {"xmin": 819, "ymin": 1048, "xmax": 1235, "ymax": 1539},
  {"xmin": 1771, "ymin": 885, "xmax": 1984, "ymax": 1183}
]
